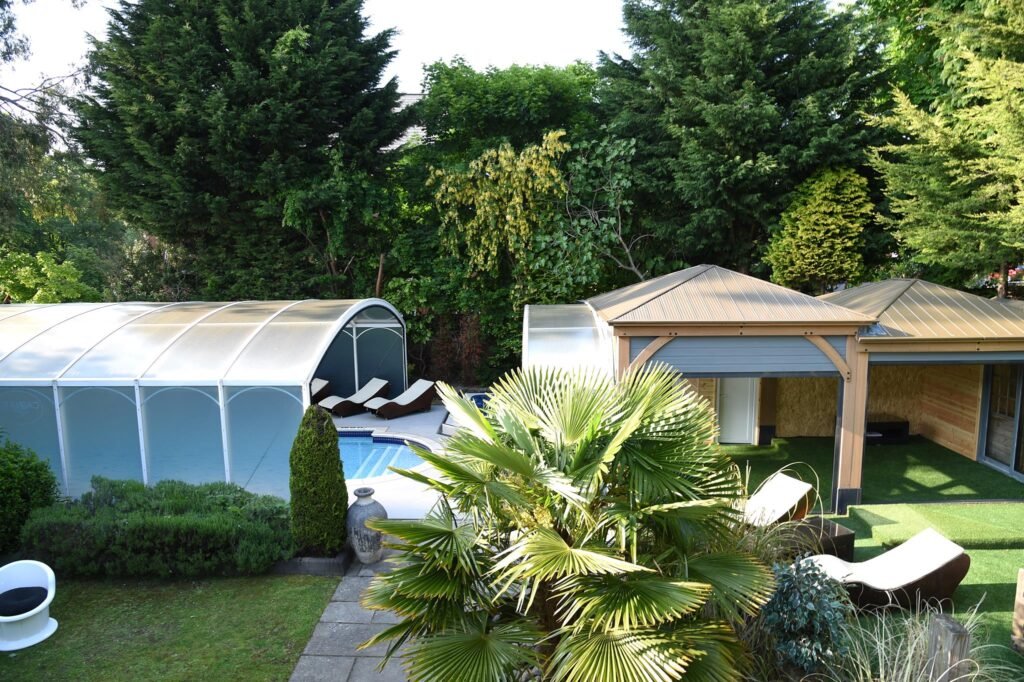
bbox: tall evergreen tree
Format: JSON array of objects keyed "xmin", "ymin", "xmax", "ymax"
[
  {"xmin": 75, "ymin": 0, "xmax": 410, "ymax": 299},
  {"xmin": 765, "ymin": 168, "xmax": 871, "ymax": 293},
  {"xmin": 610, "ymin": 0, "xmax": 885, "ymax": 272},
  {"xmin": 872, "ymin": 0, "xmax": 1024, "ymax": 293}
]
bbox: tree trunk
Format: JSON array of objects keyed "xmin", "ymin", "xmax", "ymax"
[
  {"xmin": 375, "ymin": 253, "xmax": 385, "ymax": 298},
  {"xmin": 998, "ymin": 262, "xmax": 1009, "ymax": 298}
]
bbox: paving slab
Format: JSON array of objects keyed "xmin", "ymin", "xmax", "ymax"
[
  {"xmin": 305, "ymin": 622, "xmax": 391, "ymax": 657},
  {"xmin": 290, "ymin": 655, "xmax": 355, "ymax": 682},
  {"xmin": 350, "ymin": 656, "xmax": 408, "ymax": 682},
  {"xmin": 333, "ymin": 576, "xmax": 373, "ymax": 602},
  {"xmin": 321, "ymin": 601, "xmax": 375, "ymax": 624}
]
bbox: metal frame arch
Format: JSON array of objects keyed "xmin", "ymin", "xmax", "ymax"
[{"xmin": 302, "ymin": 298, "xmax": 408, "ymax": 408}]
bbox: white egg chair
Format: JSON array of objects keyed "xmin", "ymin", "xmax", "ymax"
[{"xmin": 0, "ymin": 560, "xmax": 58, "ymax": 651}]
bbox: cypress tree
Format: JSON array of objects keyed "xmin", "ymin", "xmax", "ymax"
[
  {"xmin": 289, "ymin": 406, "xmax": 346, "ymax": 556},
  {"xmin": 74, "ymin": 0, "xmax": 410, "ymax": 298}
]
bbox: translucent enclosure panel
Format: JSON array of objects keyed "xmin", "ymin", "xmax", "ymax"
[
  {"xmin": 524, "ymin": 328, "xmax": 613, "ymax": 375},
  {"xmin": 143, "ymin": 323, "xmax": 261, "ymax": 382},
  {"xmin": 356, "ymin": 327, "xmax": 406, "ymax": 397},
  {"xmin": 0, "ymin": 304, "xmax": 101, "ymax": 359},
  {"xmin": 0, "ymin": 386, "xmax": 62, "ymax": 489},
  {"xmin": 528, "ymin": 304, "xmax": 600, "ymax": 329},
  {"xmin": 351, "ymin": 305, "xmax": 403, "ymax": 324},
  {"xmin": 313, "ymin": 330, "xmax": 356, "ymax": 398},
  {"xmin": 142, "ymin": 386, "xmax": 224, "ymax": 484},
  {"xmin": 225, "ymin": 323, "xmax": 327, "ymax": 384},
  {"xmin": 60, "ymin": 386, "xmax": 142, "ymax": 497},
  {"xmin": 275, "ymin": 299, "xmax": 356, "ymax": 324},
  {"xmin": 62, "ymin": 302, "xmax": 228, "ymax": 381},
  {"xmin": 226, "ymin": 387, "xmax": 302, "ymax": 499},
  {"xmin": 0, "ymin": 303, "xmax": 160, "ymax": 380}
]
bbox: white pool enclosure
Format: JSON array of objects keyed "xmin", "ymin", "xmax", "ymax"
[{"xmin": 0, "ymin": 299, "xmax": 407, "ymax": 498}]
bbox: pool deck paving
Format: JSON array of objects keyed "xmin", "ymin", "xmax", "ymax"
[{"xmin": 291, "ymin": 555, "xmax": 409, "ymax": 682}]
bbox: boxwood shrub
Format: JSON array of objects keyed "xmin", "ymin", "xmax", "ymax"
[
  {"xmin": 20, "ymin": 477, "xmax": 293, "ymax": 578},
  {"xmin": 0, "ymin": 439, "xmax": 59, "ymax": 554}
]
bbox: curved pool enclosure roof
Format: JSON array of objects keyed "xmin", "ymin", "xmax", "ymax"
[{"xmin": 0, "ymin": 298, "xmax": 404, "ymax": 387}]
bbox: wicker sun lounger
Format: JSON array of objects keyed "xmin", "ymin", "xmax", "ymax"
[
  {"xmin": 364, "ymin": 379, "xmax": 436, "ymax": 420},
  {"xmin": 309, "ymin": 377, "xmax": 332, "ymax": 403},
  {"xmin": 318, "ymin": 378, "xmax": 390, "ymax": 417},
  {"xmin": 743, "ymin": 472, "xmax": 814, "ymax": 526},
  {"xmin": 803, "ymin": 527, "xmax": 971, "ymax": 608}
]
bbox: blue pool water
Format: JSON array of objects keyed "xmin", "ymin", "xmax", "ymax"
[{"xmin": 339, "ymin": 435, "xmax": 422, "ymax": 479}]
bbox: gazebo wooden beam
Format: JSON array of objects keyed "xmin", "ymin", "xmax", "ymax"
[
  {"xmin": 613, "ymin": 324, "xmax": 865, "ymax": 337},
  {"xmin": 626, "ymin": 337, "xmax": 674, "ymax": 374},
  {"xmin": 805, "ymin": 336, "xmax": 851, "ymax": 381}
]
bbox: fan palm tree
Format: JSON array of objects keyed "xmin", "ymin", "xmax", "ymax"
[{"xmin": 362, "ymin": 365, "xmax": 775, "ymax": 681}]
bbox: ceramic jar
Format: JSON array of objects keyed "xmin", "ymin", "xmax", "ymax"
[{"xmin": 347, "ymin": 487, "xmax": 388, "ymax": 563}]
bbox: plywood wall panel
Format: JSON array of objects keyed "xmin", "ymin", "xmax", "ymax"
[{"xmin": 776, "ymin": 377, "xmax": 838, "ymax": 437}]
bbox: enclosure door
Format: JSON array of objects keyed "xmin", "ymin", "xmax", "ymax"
[
  {"xmin": 718, "ymin": 378, "xmax": 758, "ymax": 444},
  {"xmin": 986, "ymin": 364, "xmax": 1019, "ymax": 466}
]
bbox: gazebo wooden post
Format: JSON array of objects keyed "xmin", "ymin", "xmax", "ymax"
[
  {"xmin": 616, "ymin": 336, "xmax": 631, "ymax": 378},
  {"xmin": 835, "ymin": 337, "xmax": 869, "ymax": 513}
]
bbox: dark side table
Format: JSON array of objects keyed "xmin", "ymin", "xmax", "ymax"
[{"xmin": 795, "ymin": 517, "xmax": 855, "ymax": 561}]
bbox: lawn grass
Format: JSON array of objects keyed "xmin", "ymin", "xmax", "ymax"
[
  {"xmin": 0, "ymin": 575, "xmax": 337, "ymax": 681},
  {"xmin": 726, "ymin": 436, "xmax": 1024, "ymax": 509}
]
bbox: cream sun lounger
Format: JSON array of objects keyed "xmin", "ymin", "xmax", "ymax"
[
  {"xmin": 803, "ymin": 527, "xmax": 971, "ymax": 608},
  {"xmin": 318, "ymin": 378, "xmax": 390, "ymax": 417},
  {"xmin": 743, "ymin": 472, "xmax": 814, "ymax": 526}
]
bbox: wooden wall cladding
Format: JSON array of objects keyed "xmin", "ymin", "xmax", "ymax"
[{"xmin": 916, "ymin": 364, "xmax": 983, "ymax": 460}]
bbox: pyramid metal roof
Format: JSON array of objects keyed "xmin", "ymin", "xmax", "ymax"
[
  {"xmin": 586, "ymin": 265, "xmax": 876, "ymax": 326},
  {"xmin": 821, "ymin": 279, "xmax": 1024, "ymax": 341}
]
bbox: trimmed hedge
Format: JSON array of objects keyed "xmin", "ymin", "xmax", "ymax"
[
  {"xmin": 289, "ymin": 406, "xmax": 346, "ymax": 556},
  {"xmin": 20, "ymin": 477, "xmax": 292, "ymax": 578},
  {"xmin": 0, "ymin": 439, "xmax": 59, "ymax": 554}
]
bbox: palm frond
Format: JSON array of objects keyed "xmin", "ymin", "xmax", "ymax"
[
  {"xmin": 437, "ymin": 382, "xmax": 499, "ymax": 443},
  {"xmin": 554, "ymin": 573, "xmax": 712, "ymax": 631},
  {"xmin": 683, "ymin": 552, "xmax": 775, "ymax": 621},
  {"xmin": 547, "ymin": 628, "xmax": 693, "ymax": 682},
  {"xmin": 654, "ymin": 621, "xmax": 750, "ymax": 682},
  {"xmin": 403, "ymin": 616, "xmax": 541, "ymax": 682}
]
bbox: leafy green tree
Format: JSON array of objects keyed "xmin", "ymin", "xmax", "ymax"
[
  {"xmin": 0, "ymin": 250, "xmax": 100, "ymax": 303},
  {"xmin": 289, "ymin": 406, "xmax": 346, "ymax": 556},
  {"xmin": 611, "ymin": 0, "xmax": 885, "ymax": 272},
  {"xmin": 363, "ymin": 366, "xmax": 774, "ymax": 681},
  {"xmin": 765, "ymin": 169, "xmax": 872, "ymax": 293},
  {"xmin": 419, "ymin": 59, "xmax": 599, "ymax": 163},
  {"xmin": 872, "ymin": 0, "xmax": 1024, "ymax": 293},
  {"xmin": 429, "ymin": 131, "xmax": 604, "ymax": 370},
  {"xmin": 75, "ymin": 0, "xmax": 410, "ymax": 299},
  {"xmin": 862, "ymin": 0, "xmax": 966, "ymax": 108}
]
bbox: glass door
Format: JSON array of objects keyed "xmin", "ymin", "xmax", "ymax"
[{"xmin": 985, "ymin": 364, "xmax": 1020, "ymax": 467}]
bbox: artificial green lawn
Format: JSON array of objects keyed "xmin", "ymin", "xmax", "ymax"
[
  {"xmin": 726, "ymin": 436, "xmax": 1024, "ymax": 509},
  {"xmin": 725, "ymin": 438, "xmax": 1024, "ymax": 671},
  {"xmin": 839, "ymin": 503, "xmax": 1024, "ymax": 671},
  {"xmin": 0, "ymin": 575, "xmax": 337, "ymax": 681}
]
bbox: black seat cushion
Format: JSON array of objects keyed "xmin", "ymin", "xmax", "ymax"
[{"xmin": 0, "ymin": 586, "xmax": 48, "ymax": 616}]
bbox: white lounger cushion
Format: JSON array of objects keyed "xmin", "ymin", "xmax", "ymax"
[
  {"xmin": 743, "ymin": 472, "xmax": 813, "ymax": 526},
  {"xmin": 319, "ymin": 378, "xmax": 388, "ymax": 409},
  {"xmin": 804, "ymin": 528, "xmax": 965, "ymax": 592},
  {"xmin": 364, "ymin": 379, "xmax": 434, "ymax": 411}
]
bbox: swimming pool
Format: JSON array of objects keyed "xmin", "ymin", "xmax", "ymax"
[{"xmin": 338, "ymin": 433, "xmax": 423, "ymax": 479}]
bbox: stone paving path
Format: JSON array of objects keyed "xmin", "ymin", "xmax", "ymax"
[{"xmin": 290, "ymin": 558, "xmax": 408, "ymax": 682}]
